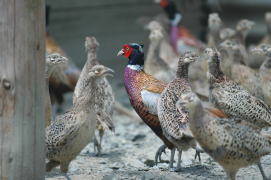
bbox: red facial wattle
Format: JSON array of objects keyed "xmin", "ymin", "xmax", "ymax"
[{"xmin": 123, "ymin": 44, "xmax": 133, "ymax": 58}]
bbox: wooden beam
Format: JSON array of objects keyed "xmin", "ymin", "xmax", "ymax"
[{"xmin": 0, "ymin": 0, "xmax": 45, "ymax": 179}]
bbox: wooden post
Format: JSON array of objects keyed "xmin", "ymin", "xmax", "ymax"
[{"xmin": 0, "ymin": 0, "xmax": 45, "ymax": 179}]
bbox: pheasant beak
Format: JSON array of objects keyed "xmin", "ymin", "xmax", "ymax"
[
  {"xmin": 102, "ymin": 67, "xmax": 114, "ymax": 77},
  {"xmin": 117, "ymin": 49, "xmax": 124, "ymax": 56}
]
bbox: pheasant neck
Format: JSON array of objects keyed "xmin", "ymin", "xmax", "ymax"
[
  {"xmin": 128, "ymin": 51, "xmax": 144, "ymax": 66},
  {"xmin": 208, "ymin": 55, "xmax": 224, "ymax": 79},
  {"xmin": 73, "ymin": 79, "xmax": 96, "ymax": 111},
  {"xmin": 145, "ymin": 39, "xmax": 159, "ymax": 69},
  {"xmin": 87, "ymin": 49, "xmax": 97, "ymax": 61},
  {"xmin": 188, "ymin": 100, "xmax": 205, "ymax": 130},
  {"xmin": 127, "ymin": 64, "xmax": 144, "ymax": 71},
  {"xmin": 176, "ymin": 63, "xmax": 189, "ymax": 79}
]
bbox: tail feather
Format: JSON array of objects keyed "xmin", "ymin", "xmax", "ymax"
[{"xmin": 96, "ymin": 113, "xmax": 115, "ymax": 132}]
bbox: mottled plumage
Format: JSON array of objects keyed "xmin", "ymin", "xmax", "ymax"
[
  {"xmin": 181, "ymin": 93, "xmax": 271, "ymax": 180},
  {"xmin": 206, "ymin": 48, "xmax": 271, "ymax": 129},
  {"xmin": 235, "ymin": 19, "xmax": 255, "ymax": 46},
  {"xmin": 219, "ymin": 40, "xmax": 263, "ymax": 99},
  {"xmin": 219, "ymin": 28, "xmax": 236, "ymax": 41},
  {"xmin": 207, "ymin": 13, "xmax": 223, "ymax": 47},
  {"xmin": 260, "ymin": 58, "xmax": 271, "ymax": 107},
  {"xmin": 119, "ymin": 43, "xmax": 175, "ymax": 164},
  {"xmin": 158, "ymin": 52, "xmax": 199, "ymax": 170},
  {"xmin": 73, "ymin": 36, "xmax": 115, "ymax": 154},
  {"xmin": 46, "ymin": 65, "xmax": 113, "ymax": 175},
  {"xmin": 252, "ymin": 44, "xmax": 271, "ymax": 107},
  {"xmin": 45, "ymin": 53, "xmax": 68, "ymax": 127},
  {"xmin": 260, "ymin": 12, "xmax": 271, "ymax": 44},
  {"xmin": 145, "ymin": 29, "xmax": 175, "ymax": 83},
  {"xmin": 46, "ymin": 32, "xmax": 81, "ymax": 109},
  {"xmin": 145, "ymin": 20, "xmax": 179, "ymax": 71}
]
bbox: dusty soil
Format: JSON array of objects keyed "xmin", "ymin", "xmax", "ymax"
[{"xmin": 45, "ymin": 93, "xmax": 271, "ymax": 180}]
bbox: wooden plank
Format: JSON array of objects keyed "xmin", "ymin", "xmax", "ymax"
[{"xmin": 0, "ymin": 0, "xmax": 45, "ymax": 179}]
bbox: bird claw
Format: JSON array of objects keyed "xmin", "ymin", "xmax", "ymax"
[
  {"xmin": 194, "ymin": 150, "xmax": 202, "ymax": 163},
  {"xmin": 155, "ymin": 144, "xmax": 167, "ymax": 165},
  {"xmin": 93, "ymin": 137, "xmax": 102, "ymax": 156},
  {"xmin": 64, "ymin": 173, "xmax": 72, "ymax": 180}
]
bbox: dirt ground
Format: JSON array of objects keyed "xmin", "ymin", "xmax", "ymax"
[{"xmin": 45, "ymin": 94, "xmax": 271, "ymax": 180}]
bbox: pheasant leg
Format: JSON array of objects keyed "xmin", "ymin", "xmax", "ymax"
[
  {"xmin": 175, "ymin": 150, "xmax": 182, "ymax": 172},
  {"xmin": 169, "ymin": 148, "xmax": 176, "ymax": 169},
  {"xmin": 93, "ymin": 135, "xmax": 101, "ymax": 155},
  {"xmin": 194, "ymin": 150, "xmax": 202, "ymax": 162},
  {"xmin": 64, "ymin": 174, "xmax": 72, "ymax": 180},
  {"xmin": 257, "ymin": 162, "xmax": 269, "ymax": 180},
  {"xmin": 155, "ymin": 144, "xmax": 167, "ymax": 165},
  {"xmin": 98, "ymin": 128, "xmax": 104, "ymax": 150}
]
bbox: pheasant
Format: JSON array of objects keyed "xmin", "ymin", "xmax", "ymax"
[
  {"xmin": 117, "ymin": 43, "xmax": 226, "ymax": 167},
  {"xmin": 145, "ymin": 20, "xmax": 179, "ymax": 71},
  {"xmin": 219, "ymin": 40, "xmax": 238, "ymax": 77},
  {"xmin": 260, "ymin": 12, "xmax": 271, "ymax": 44},
  {"xmin": 117, "ymin": 43, "xmax": 175, "ymax": 165},
  {"xmin": 219, "ymin": 40, "xmax": 263, "ymax": 99},
  {"xmin": 157, "ymin": 0, "xmax": 206, "ymax": 54},
  {"xmin": 207, "ymin": 13, "xmax": 223, "ymax": 47},
  {"xmin": 145, "ymin": 21, "xmax": 207, "ymax": 97},
  {"xmin": 45, "ymin": 6, "xmax": 81, "ymax": 113},
  {"xmin": 73, "ymin": 36, "xmax": 115, "ymax": 155},
  {"xmin": 234, "ymin": 19, "xmax": 262, "ymax": 68},
  {"xmin": 46, "ymin": 64, "xmax": 114, "ymax": 178},
  {"xmin": 252, "ymin": 44, "xmax": 271, "ymax": 107},
  {"xmin": 219, "ymin": 28, "xmax": 236, "ymax": 41},
  {"xmin": 145, "ymin": 28, "xmax": 175, "ymax": 83},
  {"xmin": 205, "ymin": 48, "xmax": 271, "ymax": 129},
  {"xmin": 235, "ymin": 19, "xmax": 255, "ymax": 46},
  {"xmin": 157, "ymin": 52, "xmax": 203, "ymax": 171},
  {"xmin": 45, "ymin": 53, "xmax": 68, "ymax": 127},
  {"xmin": 260, "ymin": 58, "xmax": 271, "ymax": 108},
  {"xmin": 179, "ymin": 92, "xmax": 271, "ymax": 180}
]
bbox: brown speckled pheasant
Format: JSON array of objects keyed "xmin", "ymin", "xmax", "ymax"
[
  {"xmin": 45, "ymin": 53, "xmax": 68, "ymax": 127},
  {"xmin": 118, "ymin": 43, "xmax": 226, "ymax": 167},
  {"xmin": 179, "ymin": 93, "xmax": 271, "ymax": 180},
  {"xmin": 234, "ymin": 19, "xmax": 264, "ymax": 68},
  {"xmin": 219, "ymin": 28, "xmax": 236, "ymax": 41},
  {"xmin": 207, "ymin": 13, "xmax": 223, "ymax": 47},
  {"xmin": 46, "ymin": 64, "xmax": 114, "ymax": 178},
  {"xmin": 260, "ymin": 12, "xmax": 271, "ymax": 44},
  {"xmin": 219, "ymin": 40, "xmax": 239, "ymax": 77},
  {"xmin": 219, "ymin": 40, "xmax": 263, "ymax": 99},
  {"xmin": 46, "ymin": 32, "xmax": 81, "ymax": 113},
  {"xmin": 157, "ymin": 52, "xmax": 201, "ymax": 171},
  {"xmin": 252, "ymin": 44, "xmax": 271, "ymax": 107},
  {"xmin": 145, "ymin": 20, "xmax": 179, "ymax": 71},
  {"xmin": 145, "ymin": 28, "xmax": 175, "ymax": 83},
  {"xmin": 235, "ymin": 19, "xmax": 255, "ymax": 46},
  {"xmin": 73, "ymin": 36, "xmax": 115, "ymax": 155},
  {"xmin": 206, "ymin": 48, "xmax": 271, "ymax": 129},
  {"xmin": 260, "ymin": 58, "xmax": 271, "ymax": 107}
]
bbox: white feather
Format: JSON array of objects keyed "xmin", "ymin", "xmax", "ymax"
[{"xmin": 141, "ymin": 90, "xmax": 160, "ymax": 115}]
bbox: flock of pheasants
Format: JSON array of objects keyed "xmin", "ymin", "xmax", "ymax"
[{"xmin": 44, "ymin": 1, "xmax": 271, "ymax": 180}]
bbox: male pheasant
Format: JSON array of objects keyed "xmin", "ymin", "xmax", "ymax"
[{"xmin": 118, "ymin": 43, "xmax": 226, "ymax": 167}]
